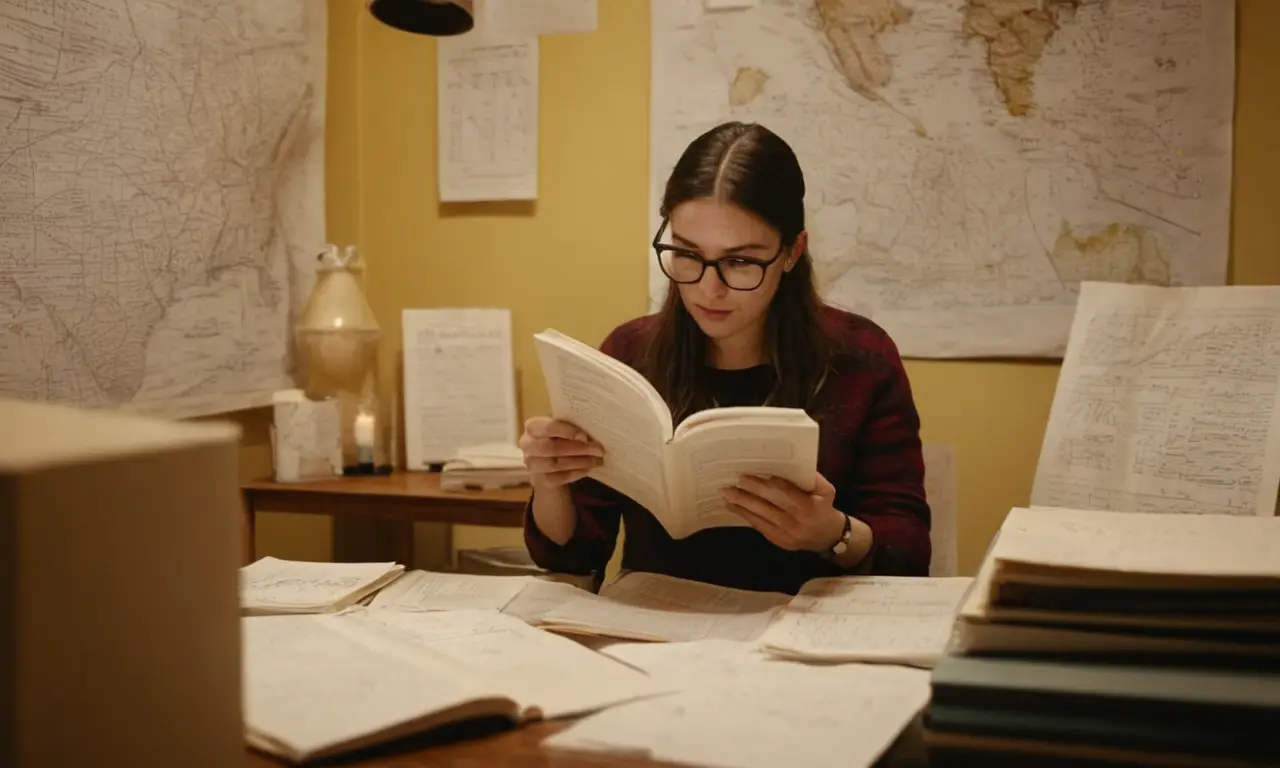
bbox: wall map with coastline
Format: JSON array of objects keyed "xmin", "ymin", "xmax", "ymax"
[{"xmin": 650, "ymin": 0, "xmax": 1234, "ymax": 358}]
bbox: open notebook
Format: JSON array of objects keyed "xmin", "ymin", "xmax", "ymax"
[
  {"xmin": 538, "ymin": 571, "xmax": 791, "ymax": 642},
  {"xmin": 239, "ymin": 557, "xmax": 405, "ymax": 615},
  {"xmin": 242, "ymin": 607, "xmax": 667, "ymax": 763}
]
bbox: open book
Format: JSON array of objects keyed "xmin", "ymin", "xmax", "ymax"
[
  {"xmin": 242, "ymin": 607, "xmax": 667, "ymax": 763},
  {"xmin": 239, "ymin": 556, "xmax": 405, "ymax": 615},
  {"xmin": 533, "ymin": 329, "xmax": 820, "ymax": 539}
]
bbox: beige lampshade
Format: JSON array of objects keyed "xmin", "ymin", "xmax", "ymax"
[{"xmin": 367, "ymin": 0, "xmax": 474, "ymax": 36}]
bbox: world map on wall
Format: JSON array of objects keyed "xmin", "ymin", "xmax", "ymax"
[
  {"xmin": 0, "ymin": 0, "xmax": 326, "ymax": 417},
  {"xmin": 649, "ymin": 0, "xmax": 1235, "ymax": 358}
]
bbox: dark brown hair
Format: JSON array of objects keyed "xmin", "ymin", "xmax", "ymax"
[{"xmin": 642, "ymin": 121, "xmax": 830, "ymax": 423}]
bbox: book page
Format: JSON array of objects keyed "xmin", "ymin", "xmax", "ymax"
[
  {"xmin": 240, "ymin": 557, "xmax": 404, "ymax": 614},
  {"xmin": 366, "ymin": 570, "xmax": 533, "ymax": 612},
  {"xmin": 402, "ymin": 308, "xmax": 519, "ymax": 467},
  {"xmin": 1031, "ymin": 282, "xmax": 1280, "ymax": 517},
  {"xmin": 665, "ymin": 411, "xmax": 819, "ymax": 538},
  {"xmin": 994, "ymin": 506, "xmax": 1280, "ymax": 579},
  {"xmin": 437, "ymin": 32, "xmax": 537, "ymax": 201},
  {"xmin": 758, "ymin": 576, "xmax": 974, "ymax": 667},
  {"xmin": 533, "ymin": 331, "xmax": 671, "ymax": 517},
  {"xmin": 544, "ymin": 660, "xmax": 930, "ymax": 768},
  {"xmin": 499, "ymin": 579, "xmax": 592, "ymax": 623},
  {"xmin": 540, "ymin": 571, "xmax": 789, "ymax": 642},
  {"xmin": 335, "ymin": 608, "xmax": 667, "ymax": 719},
  {"xmin": 242, "ymin": 614, "xmax": 509, "ymax": 761}
]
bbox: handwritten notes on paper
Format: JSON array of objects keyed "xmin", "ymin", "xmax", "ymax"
[
  {"xmin": 545, "ymin": 660, "xmax": 931, "ymax": 768},
  {"xmin": 402, "ymin": 308, "xmax": 519, "ymax": 468},
  {"xmin": 1032, "ymin": 282, "xmax": 1280, "ymax": 517},
  {"xmin": 333, "ymin": 608, "xmax": 667, "ymax": 719},
  {"xmin": 367, "ymin": 570, "xmax": 533, "ymax": 612},
  {"xmin": 757, "ymin": 576, "xmax": 973, "ymax": 667},
  {"xmin": 540, "ymin": 571, "xmax": 790, "ymax": 642},
  {"xmin": 437, "ymin": 32, "xmax": 538, "ymax": 202},
  {"xmin": 239, "ymin": 557, "xmax": 405, "ymax": 615}
]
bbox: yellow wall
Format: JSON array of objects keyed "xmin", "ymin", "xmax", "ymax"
[{"xmin": 250, "ymin": 0, "xmax": 1280, "ymax": 573}]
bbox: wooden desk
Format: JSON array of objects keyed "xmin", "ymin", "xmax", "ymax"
[
  {"xmin": 243, "ymin": 715, "xmax": 929, "ymax": 767},
  {"xmin": 241, "ymin": 472, "xmax": 531, "ymax": 563}
]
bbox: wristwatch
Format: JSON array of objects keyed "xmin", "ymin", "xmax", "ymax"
[{"xmin": 825, "ymin": 514, "xmax": 853, "ymax": 557}]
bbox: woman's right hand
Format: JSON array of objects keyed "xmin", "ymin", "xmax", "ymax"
[{"xmin": 519, "ymin": 417, "xmax": 605, "ymax": 489}]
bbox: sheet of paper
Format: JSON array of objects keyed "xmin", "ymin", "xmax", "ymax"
[
  {"xmin": 402, "ymin": 308, "xmax": 519, "ymax": 467},
  {"xmin": 757, "ymin": 576, "xmax": 973, "ymax": 667},
  {"xmin": 602, "ymin": 639, "xmax": 776, "ymax": 684},
  {"xmin": 240, "ymin": 557, "xmax": 404, "ymax": 613},
  {"xmin": 437, "ymin": 31, "xmax": 537, "ymax": 202},
  {"xmin": 500, "ymin": 579, "xmax": 593, "ymax": 623},
  {"xmin": 923, "ymin": 444, "xmax": 958, "ymax": 577},
  {"xmin": 994, "ymin": 506, "xmax": 1280, "ymax": 579},
  {"xmin": 241, "ymin": 614, "xmax": 505, "ymax": 760},
  {"xmin": 484, "ymin": 0, "xmax": 597, "ymax": 36},
  {"xmin": 534, "ymin": 332, "xmax": 671, "ymax": 516},
  {"xmin": 1032, "ymin": 283, "xmax": 1280, "ymax": 517},
  {"xmin": 366, "ymin": 570, "xmax": 532, "ymax": 612},
  {"xmin": 544, "ymin": 661, "xmax": 930, "ymax": 768},
  {"xmin": 541, "ymin": 571, "xmax": 789, "ymax": 642},
  {"xmin": 335, "ymin": 608, "xmax": 667, "ymax": 719}
]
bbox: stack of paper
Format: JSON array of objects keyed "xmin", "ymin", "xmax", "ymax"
[
  {"xmin": 440, "ymin": 442, "xmax": 530, "ymax": 491},
  {"xmin": 758, "ymin": 576, "xmax": 973, "ymax": 668},
  {"xmin": 538, "ymin": 571, "xmax": 790, "ymax": 642},
  {"xmin": 929, "ymin": 506, "xmax": 1280, "ymax": 766},
  {"xmin": 239, "ymin": 556, "xmax": 405, "ymax": 615}
]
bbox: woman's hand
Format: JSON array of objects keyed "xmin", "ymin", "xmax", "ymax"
[
  {"xmin": 518, "ymin": 417, "xmax": 605, "ymax": 489},
  {"xmin": 722, "ymin": 472, "xmax": 847, "ymax": 552}
]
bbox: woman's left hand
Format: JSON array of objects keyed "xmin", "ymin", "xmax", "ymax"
[{"xmin": 722, "ymin": 473, "xmax": 847, "ymax": 552}]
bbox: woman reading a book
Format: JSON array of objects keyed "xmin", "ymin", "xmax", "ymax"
[{"xmin": 520, "ymin": 121, "xmax": 931, "ymax": 595}]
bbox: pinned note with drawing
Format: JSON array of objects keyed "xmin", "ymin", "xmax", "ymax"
[
  {"xmin": 1031, "ymin": 282, "xmax": 1280, "ymax": 517},
  {"xmin": 437, "ymin": 32, "xmax": 538, "ymax": 202},
  {"xmin": 402, "ymin": 308, "xmax": 520, "ymax": 468}
]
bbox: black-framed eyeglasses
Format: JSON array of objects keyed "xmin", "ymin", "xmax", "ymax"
[{"xmin": 652, "ymin": 217, "xmax": 784, "ymax": 292}]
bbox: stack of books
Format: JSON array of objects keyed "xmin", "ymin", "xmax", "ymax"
[
  {"xmin": 927, "ymin": 506, "xmax": 1280, "ymax": 767},
  {"xmin": 439, "ymin": 442, "xmax": 530, "ymax": 491}
]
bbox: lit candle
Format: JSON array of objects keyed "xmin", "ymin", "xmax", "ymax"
[{"xmin": 354, "ymin": 412, "xmax": 375, "ymax": 466}]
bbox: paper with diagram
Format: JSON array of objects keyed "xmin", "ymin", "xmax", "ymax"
[
  {"xmin": 437, "ymin": 31, "xmax": 538, "ymax": 201},
  {"xmin": 0, "ymin": 1, "xmax": 326, "ymax": 417},
  {"xmin": 1031, "ymin": 283, "xmax": 1280, "ymax": 517},
  {"xmin": 648, "ymin": 0, "xmax": 1235, "ymax": 357}
]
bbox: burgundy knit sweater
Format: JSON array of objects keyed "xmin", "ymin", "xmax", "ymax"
[{"xmin": 524, "ymin": 305, "xmax": 932, "ymax": 595}]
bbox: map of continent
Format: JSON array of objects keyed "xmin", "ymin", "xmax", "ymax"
[
  {"xmin": 649, "ymin": 0, "xmax": 1234, "ymax": 357},
  {"xmin": 0, "ymin": 0, "xmax": 325, "ymax": 417}
]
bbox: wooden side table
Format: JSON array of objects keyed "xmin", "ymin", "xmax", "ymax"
[{"xmin": 241, "ymin": 472, "xmax": 531, "ymax": 565}]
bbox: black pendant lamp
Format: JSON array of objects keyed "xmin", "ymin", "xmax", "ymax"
[{"xmin": 367, "ymin": 0, "xmax": 475, "ymax": 36}]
